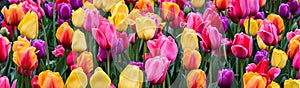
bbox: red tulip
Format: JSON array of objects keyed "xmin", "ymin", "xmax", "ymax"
[
  {"xmin": 66, "ymin": 51, "xmax": 78, "ymax": 67},
  {"xmin": 0, "ymin": 35, "xmax": 11, "ymax": 62},
  {"xmin": 92, "ymin": 20, "xmax": 118, "ymax": 50},
  {"xmin": 231, "ymin": 33, "xmax": 253, "ymax": 59},
  {"xmin": 257, "ymin": 20, "xmax": 278, "ymax": 46},
  {"xmin": 31, "ymin": 75, "xmax": 40, "ymax": 88},
  {"xmin": 200, "ymin": 26, "xmax": 222, "ymax": 53}
]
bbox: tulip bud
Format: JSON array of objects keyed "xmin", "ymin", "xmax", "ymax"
[
  {"xmin": 66, "ymin": 51, "xmax": 78, "ymax": 67},
  {"xmin": 0, "ymin": 27, "xmax": 10, "ymax": 37},
  {"xmin": 76, "ymin": 51, "xmax": 94, "ymax": 74},
  {"xmin": 72, "ymin": 8, "xmax": 86, "ymax": 28},
  {"xmin": 56, "ymin": 22, "xmax": 74, "ymax": 47},
  {"xmin": 18, "ymin": 11, "xmax": 39, "ymax": 39},
  {"xmin": 65, "ymin": 68, "xmax": 88, "ymax": 88},
  {"xmin": 231, "ymin": 33, "xmax": 253, "ymax": 59},
  {"xmin": 84, "ymin": 9, "xmax": 100, "ymax": 31},
  {"xmin": 90, "ymin": 67, "xmax": 111, "ymax": 88},
  {"xmin": 181, "ymin": 28, "xmax": 198, "ymax": 50},
  {"xmin": 288, "ymin": 0, "xmax": 300, "ymax": 15},
  {"xmin": 44, "ymin": 2, "xmax": 53, "ymax": 19},
  {"xmin": 279, "ymin": 3, "xmax": 292, "ymax": 20},
  {"xmin": 254, "ymin": 50, "xmax": 268, "ymax": 63},
  {"xmin": 182, "ymin": 49, "xmax": 201, "ymax": 70},
  {"xmin": 0, "ymin": 76, "xmax": 11, "ymax": 88},
  {"xmin": 31, "ymin": 39, "xmax": 46, "ymax": 58},
  {"xmin": 59, "ymin": 3, "xmax": 72, "ymax": 19},
  {"xmin": 218, "ymin": 69, "xmax": 234, "ymax": 88},
  {"xmin": 70, "ymin": 0, "xmax": 83, "ymax": 9},
  {"xmin": 183, "ymin": 1, "xmax": 194, "ymax": 16},
  {"xmin": 271, "ymin": 48, "xmax": 288, "ymax": 69},
  {"xmin": 71, "ymin": 30, "xmax": 87, "ymax": 52},
  {"xmin": 119, "ymin": 65, "xmax": 143, "ymax": 87}
]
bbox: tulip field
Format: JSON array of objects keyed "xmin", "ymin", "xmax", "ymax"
[{"xmin": 2, "ymin": 0, "xmax": 300, "ymax": 88}]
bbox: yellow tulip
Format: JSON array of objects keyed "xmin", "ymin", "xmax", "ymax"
[
  {"xmin": 127, "ymin": 9, "xmax": 143, "ymax": 25},
  {"xmin": 93, "ymin": 0, "xmax": 120, "ymax": 12},
  {"xmin": 243, "ymin": 72, "xmax": 267, "ymax": 88},
  {"xmin": 181, "ymin": 28, "xmax": 199, "ymax": 50},
  {"xmin": 271, "ymin": 48, "xmax": 288, "ymax": 68},
  {"xmin": 18, "ymin": 11, "xmax": 38, "ymax": 39},
  {"xmin": 267, "ymin": 14, "xmax": 285, "ymax": 36},
  {"xmin": 72, "ymin": 8, "xmax": 86, "ymax": 28},
  {"xmin": 108, "ymin": 1, "xmax": 129, "ymax": 31},
  {"xmin": 135, "ymin": 16, "xmax": 156, "ymax": 40},
  {"xmin": 71, "ymin": 30, "xmax": 87, "ymax": 52},
  {"xmin": 186, "ymin": 69, "xmax": 206, "ymax": 88},
  {"xmin": 65, "ymin": 68, "xmax": 88, "ymax": 88},
  {"xmin": 244, "ymin": 18, "xmax": 259, "ymax": 36},
  {"xmin": 76, "ymin": 51, "xmax": 94, "ymax": 74},
  {"xmin": 90, "ymin": 67, "xmax": 111, "ymax": 88},
  {"xmin": 182, "ymin": 48, "xmax": 202, "ymax": 70},
  {"xmin": 119, "ymin": 65, "xmax": 143, "ymax": 88},
  {"xmin": 284, "ymin": 78, "xmax": 300, "ymax": 88},
  {"xmin": 257, "ymin": 35, "xmax": 273, "ymax": 50},
  {"xmin": 12, "ymin": 36, "xmax": 30, "ymax": 52},
  {"xmin": 267, "ymin": 81, "xmax": 280, "ymax": 88},
  {"xmin": 83, "ymin": 2, "xmax": 97, "ymax": 10},
  {"xmin": 191, "ymin": 0, "xmax": 205, "ymax": 8},
  {"xmin": 38, "ymin": 70, "xmax": 64, "ymax": 88}
]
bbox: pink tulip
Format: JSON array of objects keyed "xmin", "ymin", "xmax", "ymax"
[
  {"xmin": 185, "ymin": 12, "xmax": 205, "ymax": 33},
  {"xmin": 0, "ymin": 35, "xmax": 11, "ymax": 62},
  {"xmin": 145, "ymin": 56, "xmax": 171, "ymax": 84},
  {"xmin": 169, "ymin": 10, "xmax": 184, "ymax": 29},
  {"xmin": 84, "ymin": 9, "xmax": 101, "ymax": 31},
  {"xmin": 147, "ymin": 35, "xmax": 178, "ymax": 62},
  {"xmin": 200, "ymin": 26, "xmax": 222, "ymax": 53},
  {"xmin": 92, "ymin": 20, "xmax": 118, "ymax": 50},
  {"xmin": 257, "ymin": 20, "xmax": 278, "ymax": 46},
  {"xmin": 52, "ymin": 45, "xmax": 65, "ymax": 58},
  {"xmin": 31, "ymin": 75, "xmax": 40, "ymax": 88},
  {"xmin": 128, "ymin": 33, "xmax": 136, "ymax": 44},
  {"xmin": 287, "ymin": 29, "xmax": 300, "ymax": 42},
  {"xmin": 293, "ymin": 51, "xmax": 300, "ymax": 71},
  {"xmin": 0, "ymin": 76, "xmax": 10, "ymax": 88},
  {"xmin": 21, "ymin": 0, "xmax": 45, "ymax": 20},
  {"xmin": 66, "ymin": 51, "xmax": 78, "ymax": 67},
  {"xmin": 231, "ymin": 33, "xmax": 253, "ymax": 59},
  {"xmin": 227, "ymin": 0, "xmax": 250, "ymax": 23}
]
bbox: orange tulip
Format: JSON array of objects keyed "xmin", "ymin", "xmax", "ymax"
[
  {"xmin": 213, "ymin": 0, "xmax": 228, "ymax": 10},
  {"xmin": 161, "ymin": 2, "xmax": 180, "ymax": 21},
  {"xmin": 38, "ymin": 70, "xmax": 64, "ymax": 88},
  {"xmin": 135, "ymin": 0, "xmax": 154, "ymax": 13},
  {"xmin": 186, "ymin": 69, "xmax": 206, "ymax": 88},
  {"xmin": 56, "ymin": 22, "xmax": 74, "ymax": 47},
  {"xmin": 266, "ymin": 14, "xmax": 285, "ymax": 36},
  {"xmin": 12, "ymin": 37, "xmax": 37, "ymax": 70},
  {"xmin": 76, "ymin": 51, "xmax": 94, "ymax": 74},
  {"xmin": 1, "ymin": 3, "xmax": 25, "ymax": 26},
  {"xmin": 243, "ymin": 72, "xmax": 267, "ymax": 88}
]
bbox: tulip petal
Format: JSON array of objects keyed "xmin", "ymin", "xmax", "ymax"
[{"xmin": 90, "ymin": 67, "xmax": 111, "ymax": 88}]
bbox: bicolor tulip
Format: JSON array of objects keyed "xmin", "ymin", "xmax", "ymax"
[
  {"xmin": 13, "ymin": 39, "xmax": 38, "ymax": 70},
  {"xmin": 257, "ymin": 35, "xmax": 273, "ymax": 50},
  {"xmin": 213, "ymin": 0, "xmax": 228, "ymax": 10},
  {"xmin": 92, "ymin": 20, "xmax": 118, "ymax": 50},
  {"xmin": 70, "ymin": 0, "xmax": 83, "ymax": 9},
  {"xmin": 186, "ymin": 69, "xmax": 206, "ymax": 88},
  {"xmin": 135, "ymin": 0, "xmax": 154, "ymax": 13},
  {"xmin": 231, "ymin": 33, "xmax": 253, "ymax": 59},
  {"xmin": 218, "ymin": 69, "xmax": 234, "ymax": 88},
  {"xmin": 0, "ymin": 35, "xmax": 11, "ymax": 62},
  {"xmin": 267, "ymin": 81, "xmax": 280, "ymax": 88},
  {"xmin": 52, "ymin": 45, "xmax": 65, "ymax": 58},
  {"xmin": 84, "ymin": 9, "xmax": 100, "ymax": 31},
  {"xmin": 147, "ymin": 35, "xmax": 178, "ymax": 62},
  {"xmin": 72, "ymin": 8, "xmax": 86, "ymax": 28},
  {"xmin": 181, "ymin": 28, "xmax": 198, "ymax": 50},
  {"xmin": 71, "ymin": 30, "xmax": 87, "ymax": 52},
  {"xmin": 44, "ymin": 2, "xmax": 53, "ymax": 19},
  {"xmin": 200, "ymin": 26, "xmax": 222, "ymax": 53},
  {"xmin": 76, "ymin": 51, "xmax": 94, "ymax": 75},
  {"xmin": 257, "ymin": 20, "xmax": 278, "ymax": 46},
  {"xmin": 266, "ymin": 14, "xmax": 285, "ymax": 37},
  {"xmin": 191, "ymin": 0, "xmax": 204, "ymax": 8},
  {"xmin": 1, "ymin": 3, "xmax": 25, "ymax": 26},
  {"xmin": 93, "ymin": 0, "xmax": 120, "ymax": 12},
  {"xmin": 287, "ymin": 29, "xmax": 300, "ymax": 42},
  {"xmin": 279, "ymin": 3, "xmax": 292, "ymax": 20},
  {"xmin": 90, "ymin": 67, "xmax": 112, "ymax": 88},
  {"xmin": 12, "ymin": 36, "xmax": 30, "ymax": 52},
  {"xmin": 254, "ymin": 50, "xmax": 268, "ymax": 63},
  {"xmin": 182, "ymin": 48, "xmax": 201, "ymax": 70},
  {"xmin": 65, "ymin": 68, "xmax": 88, "ymax": 88},
  {"xmin": 21, "ymin": 0, "xmax": 45, "ymax": 19},
  {"xmin": 271, "ymin": 48, "xmax": 288, "ymax": 69},
  {"xmin": 243, "ymin": 72, "xmax": 267, "ymax": 88},
  {"xmin": 287, "ymin": 35, "xmax": 300, "ymax": 59},
  {"xmin": 119, "ymin": 65, "xmax": 143, "ymax": 88},
  {"xmin": 135, "ymin": 16, "xmax": 157, "ymax": 40},
  {"xmin": 18, "ymin": 11, "xmax": 38, "ymax": 39},
  {"xmin": 56, "ymin": 22, "xmax": 74, "ymax": 47},
  {"xmin": 31, "ymin": 39, "xmax": 46, "ymax": 58},
  {"xmin": 145, "ymin": 56, "xmax": 170, "ymax": 84},
  {"xmin": 161, "ymin": 2, "xmax": 180, "ymax": 21},
  {"xmin": 17, "ymin": 61, "xmax": 38, "ymax": 76},
  {"xmin": 244, "ymin": 18, "xmax": 259, "ymax": 36},
  {"xmin": 293, "ymin": 51, "xmax": 300, "ymax": 70},
  {"xmin": 38, "ymin": 70, "xmax": 64, "ymax": 88},
  {"xmin": 284, "ymin": 78, "xmax": 300, "ymax": 88},
  {"xmin": 108, "ymin": 1, "xmax": 129, "ymax": 31}
]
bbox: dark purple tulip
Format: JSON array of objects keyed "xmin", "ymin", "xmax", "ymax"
[
  {"xmin": 218, "ymin": 69, "xmax": 234, "ymax": 88},
  {"xmin": 57, "ymin": 16, "xmax": 71, "ymax": 26},
  {"xmin": 9, "ymin": 0, "xmax": 20, "ymax": 4},
  {"xmin": 221, "ymin": 16, "xmax": 229, "ymax": 33},
  {"xmin": 279, "ymin": 3, "xmax": 292, "ymax": 20},
  {"xmin": 288, "ymin": 0, "xmax": 300, "ymax": 14},
  {"xmin": 254, "ymin": 50, "xmax": 268, "ymax": 63},
  {"xmin": 32, "ymin": 39, "xmax": 46, "ymax": 58},
  {"xmin": 44, "ymin": 2, "xmax": 53, "ymax": 19},
  {"xmin": 70, "ymin": 0, "xmax": 83, "ymax": 10},
  {"xmin": 254, "ymin": 12, "xmax": 265, "ymax": 20},
  {"xmin": 59, "ymin": 3, "xmax": 72, "ymax": 19},
  {"xmin": 97, "ymin": 48, "xmax": 115, "ymax": 62},
  {"xmin": 129, "ymin": 61, "xmax": 144, "ymax": 70}
]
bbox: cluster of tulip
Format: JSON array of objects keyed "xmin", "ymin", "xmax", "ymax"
[{"xmin": 2, "ymin": 0, "xmax": 300, "ymax": 88}]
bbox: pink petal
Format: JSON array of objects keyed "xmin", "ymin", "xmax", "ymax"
[{"xmin": 231, "ymin": 45, "xmax": 248, "ymax": 58}]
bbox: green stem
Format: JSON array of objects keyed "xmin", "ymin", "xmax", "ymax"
[
  {"xmin": 41, "ymin": 22, "xmax": 50, "ymax": 69},
  {"xmin": 247, "ymin": 15, "xmax": 251, "ymax": 36},
  {"xmin": 143, "ymin": 40, "xmax": 147, "ymax": 55},
  {"xmin": 209, "ymin": 53, "xmax": 213, "ymax": 84},
  {"xmin": 167, "ymin": 72, "xmax": 170, "ymax": 87},
  {"xmin": 129, "ymin": 2, "xmax": 133, "ymax": 11},
  {"xmin": 165, "ymin": 22, "xmax": 169, "ymax": 36},
  {"xmin": 235, "ymin": 57, "xmax": 239, "ymax": 80},
  {"xmin": 107, "ymin": 50, "xmax": 110, "ymax": 76},
  {"xmin": 237, "ymin": 20, "xmax": 241, "ymax": 33},
  {"xmin": 240, "ymin": 59, "xmax": 244, "ymax": 83}
]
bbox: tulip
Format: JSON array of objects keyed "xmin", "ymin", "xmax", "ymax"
[
  {"xmin": 130, "ymin": 61, "xmax": 144, "ymax": 70},
  {"xmin": 244, "ymin": 18, "xmax": 259, "ymax": 36},
  {"xmin": 243, "ymin": 72, "xmax": 267, "ymax": 88},
  {"xmin": 218, "ymin": 69, "xmax": 234, "ymax": 88},
  {"xmin": 9, "ymin": 0, "xmax": 20, "ymax": 4},
  {"xmin": 76, "ymin": 51, "xmax": 94, "ymax": 74},
  {"xmin": 182, "ymin": 48, "xmax": 201, "ymax": 70},
  {"xmin": 21, "ymin": 0, "xmax": 45, "ymax": 20},
  {"xmin": 65, "ymin": 68, "xmax": 88, "ymax": 88},
  {"xmin": 191, "ymin": 0, "xmax": 204, "ymax": 8},
  {"xmin": 72, "ymin": 8, "xmax": 86, "ymax": 28},
  {"xmin": 1, "ymin": 21, "xmax": 14, "ymax": 39},
  {"xmin": 70, "ymin": 0, "xmax": 83, "ymax": 9},
  {"xmin": 200, "ymin": 26, "xmax": 222, "ymax": 53},
  {"xmin": 254, "ymin": 12, "xmax": 265, "ymax": 20},
  {"xmin": 181, "ymin": 28, "xmax": 198, "ymax": 50},
  {"xmin": 135, "ymin": 16, "xmax": 157, "ymax": 40},
  {"xmin": 147, "ymin": 35, "xmax": 178, "ymax": 62},
  {"xmin": 231, "ymin": 33, "xmax": 253, "ymax": 59},
  {"xmin": 287, "ymin": 29, "xmax": 300, "ymax": 42},
  {"xmin": 186, "ymin": 69, "xmax": 206, "ymax": 88},
  {"xmin": 115, "ymin": 32, "xmax": 129, "ymax": 53},
  {"xmin": 185, "ymin": 12, "xmax": 205, "ymax": 33},
  {"xmin": 161, "ymin": 2, "xmax": 180, "ymax": 21},
  {"xmin": 44, "ymin": 2, "xmax": 53, "ymax": 19},
  {"xmin": 119, "ymin": 65, "xmax": 143, "ymax": 88},
  {"xmin": 254, "ymin": 50, "xmax": 268, "ymax": 63},
  {"xmin": 56, "ymin": 22, "xmax": 74, "ymax": 47},
  {"xmin": 266, "ymin": 14, "xmax": 285, "ymax": 36},
  {"xmin": 257, "ymin": 35, "xmax": 273, "ymax": 50},
  {"xmin": 129, "ymin": 33, "xmax": 136, "ymax": 44},
  {"xmin": 293, "ymin": 51, "xmax": 300, "ymax": 71},
  {"xmin": 183, "ymin": 1, "xmax": 194, "ymax": 15},
  {"xmin": 58, "ymin": 3, "xmax": 72, "ymax": 19},
  {"xmin": 17, "ymin": 59, "xmax": 38, "ymax": 76},
  {"xmin": 221, "ymin": 16, "xmax": 229, "ymax": 33},
  {"xmin": 257, "ymin": 20, "xmax": 278, "ymax": 46},
  {"xmin": 84, "ymin": 9, "xmax": 100, "ymax": 31},
  {"xmin": 83, "ymin": 2, "xmax": 96, "ymax": 10},
  {"xmin": 288, "ymin": 35, "xmax": 300, "ymax": 59},
  {"xmin": 97, "ymin": 48, "xmax": 114, "ymax": 62},
  {"xmin": 92, "ymin": 20, "xmax": 118, "ymax": 50},
  {"xmin": 18, "ymin": 11, "xmax": 38, "ymax": 39},
  {"xmin": 93, "ymin": 0, "xmax": 120, "ymax": 12},
  {"xmin": 213, "ymin": 0, "xmax": 228, "ymax": 10},
  {"xmin": 58, "ymin": 16, "xmax": 71, "ymax": 26},
  {"xmin": 0, "ymin": 35, "xmax": 11, "ymax": 62},
  {"xmin": 227, "ymin": 0, "xmax": 250, "ymax": 23},
  {"xmin": 55, "ymin": 0, "xmax": 70, "ymax": 11},
  {"xmin": 284, "ymin": 78, "xmax": 300, "ymax": 88},
  {"xmin": 71, "ymin": 30, "xmax": 87, "ymax": 52},
  {"xmin": 267, "ymin": 81, "xmax": 280, "ymax": 88},
  {"xmin": 279, "ymin": 3, "xmax": 292, "ymax": 20},
  {"xmin": 90, "ymin": 67, "xmax": 111, "ymax": 88},
  {"xmin": 271, "ymin": 48, "xmax": 288, "ymax": 69},
  {"xmin": 108, "ymin": 1, "xmax": 129, "ymax": 31},
  {"xmin": 38, "ymin": 70, "xmax": 64, "ymax": 88},
  {"xmin": 169, "ymin": 10, "xmax": 184, "ymax": 29},
  {"xmin": 31, "ymin": 39, "xmax": 46, "ymax": 58},
  {"xmin": 52, "ymin": 45, "xmax": 65, "ymax": 58},
  {"xmin": 66, "ymin": 51, "xmax": 78, "ymax": 67},
  {"xmin": 13, "ymin": 46, "xmax": 37, "ymax": 70},
  {"xmin": 31, "ymin": 75, "xmax": 39, "ymax": 88},
  {"xmin": 145, "ymin": 56, "xmax": 170, "ymax": 84},
  {"xmin": 0, "ymin": 76, "xmax": 11, "ymax": 88},
  {"xmin": 135, "ymin": 0, "xmax": 154, "ymax": 13},
  {"xmin": 1, "ymin": 3, "xmax": 25, "ymax": 26},
  {"xmin": 12, "ymin": 36, "xmax": 30, "ymax": 52},
  {"xmin": 288, "ymin": 0, "xmax": 300, "ymax": 15}
]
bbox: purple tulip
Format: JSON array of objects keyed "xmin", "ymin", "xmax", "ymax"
[
  {"xmin": 129, "ymin": 61, "xmax": 144, "ymax": 70},
  {"xmin": 297, "ymin": 71, "xmax": 300, "ymax": 79},
  {"xmin": 97, "ymin": 48, "xmax": 114, "ymax": 62},
  {"xmin": 58, "ymin": 3, "xmax": 72, "ymax": 19},
  {"xmin": 8, "ymin": 0, "xmax": 20, "ymax": 4},
  {"xmin": 254, "ymin": 12, "xmax": 265, "ymax": 20},
  {"xmin": 31, "ymin": 39, "xmax": 46, "ymax": 58},
  {"xmin": 221, "ymin": 16, "xmax": 229, "ymax": 33},
  {"xmin": 279, "ymin": 3, "xmax": 292, "ymax": 20},
  {"xmin": 184, "ymin": 1, "xmax": 194, "ymax": 12},
  {"xmin": 288, "ymin": 0, "xmax": 300, "ymax": 14},
  {"xmin": 70, "ymin": 0, "xmax": 83, "ymax": 10},
  {"xmin": 218, "ymin": 69, "xmax": 234, "ymax": 88},
  {"xmin": 44, "ymin": 2, "xmax": 53, "ymax": 19},
  {"xmin": 57, "ymin": 16, "xmax": 71, "ymax": 26},
  {"xmin": 254, "ymin": 50, "xmax": 268, "ymax": 63}
]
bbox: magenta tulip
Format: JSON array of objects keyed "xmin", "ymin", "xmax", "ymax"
[
  {"xmin": 231, "ymin": 33, "xmax": 253, "ymax": 59},
  {"xmin": 200, "ymin": 26, "xmax": 222, "ymax": 53},
  {"xmin": 185, "ymin": 12, "xmax": 205, "ymax": 33},
  {"xmin": 52, "ymin": 45, "xmax": 65, "ymax": 58},
  {"xmin": 0, "ymin": 35, "xmax": 11, "ymax": 62},
  {"xmin": 287, "ymin": 29, "xmax": 300, "ymax": 42},
  {"xmin": 218, "ymin": 69, "xmax": 234, "ymax": 88},
  {"xmin": 145, "ymin": 56, "xmax": 171, "ymax": 84},
  {"xmin": 293, "ymin": 51, "xmax": 300, "ymax": 71},
  {"xmin": 0, "ymin": 76, "xmax": 10, "ymax": 88},
  {"xmin": 257, "ymin": 20, "xmax": 278, "ymax": 46},
  {"xmin": 92, "ymin": 20, "xmax": 118, "ymax": 50}
]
